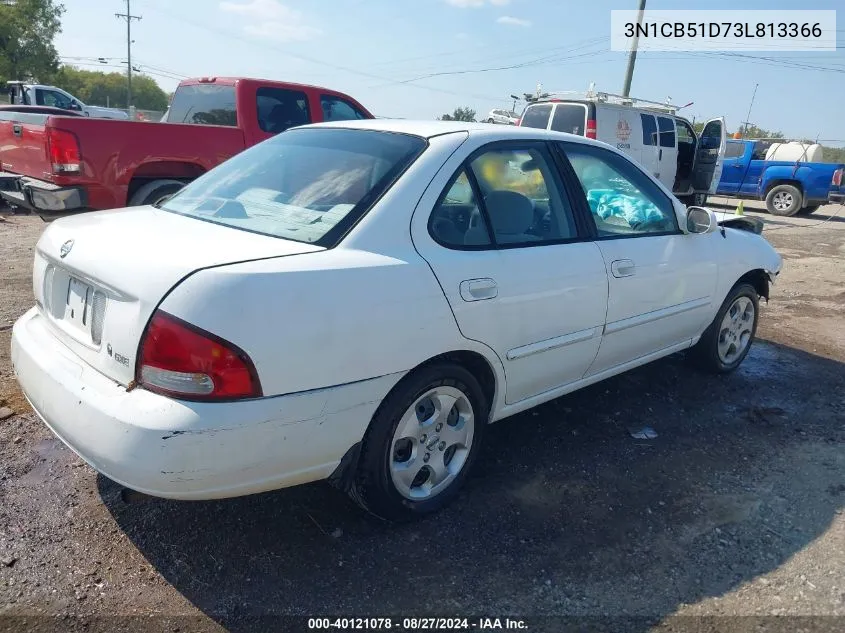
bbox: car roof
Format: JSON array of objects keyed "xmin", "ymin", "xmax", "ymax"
[{"xmin": 303, "ymin": 118, "xmax": 605, "ymax": 145}]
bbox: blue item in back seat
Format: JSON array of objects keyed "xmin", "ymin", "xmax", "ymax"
[{"xmin": 586, "ymin": 189, "xmax": 665, "ymax": 226}]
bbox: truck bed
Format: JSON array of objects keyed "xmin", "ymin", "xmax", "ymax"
[{"xmin": 0, "ymin": 113, "xmax": 246, "ymax": 210}]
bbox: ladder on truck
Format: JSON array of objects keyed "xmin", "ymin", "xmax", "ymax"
[{"xmin": 525, "ymin": 89, "xmax": 679, "ymax": 115}]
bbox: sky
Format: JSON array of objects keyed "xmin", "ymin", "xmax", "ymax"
[{"xmin": 55, "ymin": 0, "xmax": 844, "ymax": 146}]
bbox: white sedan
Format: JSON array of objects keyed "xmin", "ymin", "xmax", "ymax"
[{"xmin": 12, "ymin": 120, "xmax": 782, "ymax": 520}]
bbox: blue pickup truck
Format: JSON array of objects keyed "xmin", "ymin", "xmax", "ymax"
[{"xmin": 716, "ymin": 139, "xmax": 844, "ymax": 216}]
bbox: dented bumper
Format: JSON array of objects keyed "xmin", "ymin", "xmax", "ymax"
[{"xmin": 11, "ymin": 307, "xmax": 396, "ymax": 500}]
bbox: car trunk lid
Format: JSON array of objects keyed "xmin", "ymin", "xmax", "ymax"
[{"xmin": 33, "ymin": 206, "xmax": 322, "ymax": 386}]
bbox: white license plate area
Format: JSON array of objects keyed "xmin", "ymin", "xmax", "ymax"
[{"xmin": 64, "ymin": 277, "xmax": 92, "ymax": 333}]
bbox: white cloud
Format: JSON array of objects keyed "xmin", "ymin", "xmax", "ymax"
[
  {"xmin": 497, "ymin": 15, "xmax": 531, "ymax": 27},
  {"xmin": 219, "ymin": 0, "xmax": 320, "ymax": 41},
  {"xmin": 445, "ymin": 0, "xmax": 510, "ymax": 7}
]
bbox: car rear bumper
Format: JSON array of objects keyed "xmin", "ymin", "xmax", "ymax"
[
  {"xmin": 0, "ymin": 172, "xmax": 86, "ymax": 213},
  {"xmin": 829, "ymin": 191, "xmax": 845, "ymax": 205},
  {"xmin": 11, "ymin": 307, "xmax": 399, "ymax": 500}
]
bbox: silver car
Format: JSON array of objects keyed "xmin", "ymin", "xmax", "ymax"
[{"xmin": 485, "ymin": 109, "xmax": 519, "ymax": 125}]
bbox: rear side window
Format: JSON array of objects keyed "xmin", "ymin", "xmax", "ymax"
[
  {"xmin": 320, "ymin": 95, "xmax": 368, "ymax": 122},
  {"xmin": 751, "ymin": 141, "xmax": 772, "ymax": 160},
  {"xmin": 725, "ymin": 142, "xmax": 745, "ymax": 158},
  {"xmin": 641, "ymin": 114, "xmax": 657, "ymax": 146},
  {"xmin": 168, "ymin": 84, "xmax": 237, "ymax": 126},
  {"xmin": 520, "ymin": 104, "xmax": 552, "ymax": 129},
  {"xmin": 657, "ymin": 116, "xmax": 675, "ymax": 148},
  {"xmin": 550, "ymin": 104, "xmax": 586, "ymax": 135},
  {"xmin": 257, "ymin": 87, "xmax": 311, "ymax": 133},
  {"xmin": 676, "ymin": 120, "xmax": 695, "ymax": 144}
]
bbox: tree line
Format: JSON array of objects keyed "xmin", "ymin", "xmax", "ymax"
[{"xmin": 1, "ymin": 0, "xmax": 168, "ymax": 111}]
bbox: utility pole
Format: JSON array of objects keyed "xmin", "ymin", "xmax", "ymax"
[
  {"xmin": 115, "ymin": 0, "xmax": 141, "ymax": 108},
  {"xmin": 622, "ymin": 0, "xmax": 646, "ymax": 97}
]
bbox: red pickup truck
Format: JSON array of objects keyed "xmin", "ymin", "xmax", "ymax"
[{"xmin": 0, "ymin": 77, "xmax": 373, "ymax": 218}]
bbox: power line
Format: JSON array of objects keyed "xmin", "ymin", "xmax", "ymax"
[
  {"xmin": 376, "ymin": 38, "xmax": 610, "ymax": 87},
  {"xmin": 132, "ymin": 0, "xmax": 509, "ymax": 103}
]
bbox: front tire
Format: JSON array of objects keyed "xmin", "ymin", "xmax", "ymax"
[
  {"xmin": 765, "ymin": 184, "xmax": 802, "ymax": 216},
  {"xmin": 487, "ymin": 118, "xmax": 495, "ymax": 124},
  {"xmin": 689, "ymin": 283, "xmax": 759, "ymax": 373},
  {"xmin": 351, "ymin": 363, "xmax": 488, "ymax": 521}
]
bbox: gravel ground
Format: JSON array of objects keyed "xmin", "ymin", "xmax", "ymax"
[{"xmin": 1, "ymin": 201, "xmax": 844, "ymax": 633}]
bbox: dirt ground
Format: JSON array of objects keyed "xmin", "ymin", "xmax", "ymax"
[{"xmin": 1, "ymin": 200, "xmax": 844, "ymax": 633}]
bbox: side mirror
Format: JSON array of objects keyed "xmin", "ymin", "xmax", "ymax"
[
  {"xmin": 686, "ymin": 206, "xmax": 714, "ymax": 234},
  {"xmin": 68, "ymin": 102, "xmax": 82, "ymax": 111}
]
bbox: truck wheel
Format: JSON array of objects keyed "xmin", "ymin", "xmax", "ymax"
[
  {"xmin": 797, "ymin": 205, "xmax": 820, "ymax": 215},
  {"xmin": 765, "ymin": 184, "xmax": 802, "ymax": 216},
  {"xmin": 129, "ymin": 179, "xmax": 186, "ymax": 207}
]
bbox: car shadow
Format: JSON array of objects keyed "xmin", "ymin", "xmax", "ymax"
[{"xmin": 99, "ymin": 340, "xmax": 845, "ymax": 632}]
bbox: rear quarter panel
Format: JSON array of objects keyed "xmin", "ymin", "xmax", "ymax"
[
  {"xmin": 760, "ymin": 162, "xmax": 841, "ymax": 202},
  {"xmin": 156, "ymin": 131, "xmax": 506, "ymax": 403},
  {"xmin": 48, "ymin": 117, "xmax": 246, "ymax": 209}
]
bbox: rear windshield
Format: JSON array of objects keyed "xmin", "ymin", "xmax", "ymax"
[
  {"xmin": 550, "ymin": 104, "xmax": 587, "ymax": 135},
  {"xmin": 160, "ymin": 129, "xmax": 426, "ymax": 246},
  {"xmin": 520, "ymin": 104, "xmax": 552, "ymax": 129},
  {"xmin": 167, "ymin": 84, "xmax": 237, "ymax": 126}
]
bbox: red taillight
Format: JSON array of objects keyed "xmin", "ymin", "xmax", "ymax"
[
  {"xmin": 586, "ymin": 119, "xmax": 597, "ymax": 139},
  {"xmin": 833, "ymin": 168, "xmax": 843, "ymax": 187},
  {"xmin": 46, "ymin": 128, "xmax": 82, "ymax": 174},
  {"xmin": 138, "ymin": 311, "xmax": 262, "ymax": 401}
]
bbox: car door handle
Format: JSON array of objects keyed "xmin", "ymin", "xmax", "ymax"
[
  {"xmin": 12, "ymin": 124, "xmax": 23, "ymax": 137},
  {"xmin": 460, "ymin": 278, "xmax": 498, "ymax": 302},
  {"xmin": 659, "ymin": 148, "xmax": 663, "ymax": 160},
  {"xmin": 730, "ymin": 163, "xmax": 743, "ymax": 168},
  {"xmin": 610, "ymin": 259, "xmax": 636, "ymax": 278}
]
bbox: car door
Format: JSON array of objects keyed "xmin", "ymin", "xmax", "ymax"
[
  {"xmin": 692, "ymin": 117, "xmax": 728, "ymax": 194},
  {"xmin": 412, "ymin": 141, "xmax": 609, "ymax": 405},
  {"xmin": 656, "ymin": 115, "xmax": 678, "ymax": 192},
  {"xmin": 557, "ymin": 141, "xmax": 718, "ymax": 376},
  {"xmin": 638, "ymin": 113, "xmax": 660, "ymax": 180},
  {"xmin": 718, "ymin": 141, "xmax": 750, "ymax": 194}
]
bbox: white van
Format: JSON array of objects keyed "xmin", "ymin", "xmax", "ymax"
[{"xmin": 518, "ymin": 92, "xmax": 726, "ymax": 205}]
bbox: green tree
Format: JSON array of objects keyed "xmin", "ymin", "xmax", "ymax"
[
  {"xmin": 51, "ymin": 65, "xmax": 168, "ymax": 110},
  {"xmin": 439, "ymin": 107, "xmax": 476, "ymax": 122},
  {"xmin": 819, "ymin": 145, "xmax": 845, "ymax": 164},
  {"xmin": 735, "ymin": 125, "xmax": 784, "ymax": 140},
  {"xmin": 0, "ymin": 0, "xmax": 65, "ymax": 83}
]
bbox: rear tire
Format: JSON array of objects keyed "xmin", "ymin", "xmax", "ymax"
[
  {"xmin": 765, "ymin": 184, "xmax": 802, "ymax": 216},
  {"xmin": 128, "ymin": 179, "xmax": 186, "ymax": 207},
  {"xmin": 689, "ymin": 283, "xmax": 759, "ymax": 374},
  {"xmin": 351, "ymin": 363, "xmax": 488, "ymax": 521}
]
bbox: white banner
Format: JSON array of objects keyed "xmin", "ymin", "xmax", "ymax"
[{"xmin": 610, "ymin": 10, "xmax": 837, "ymax": 52}]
